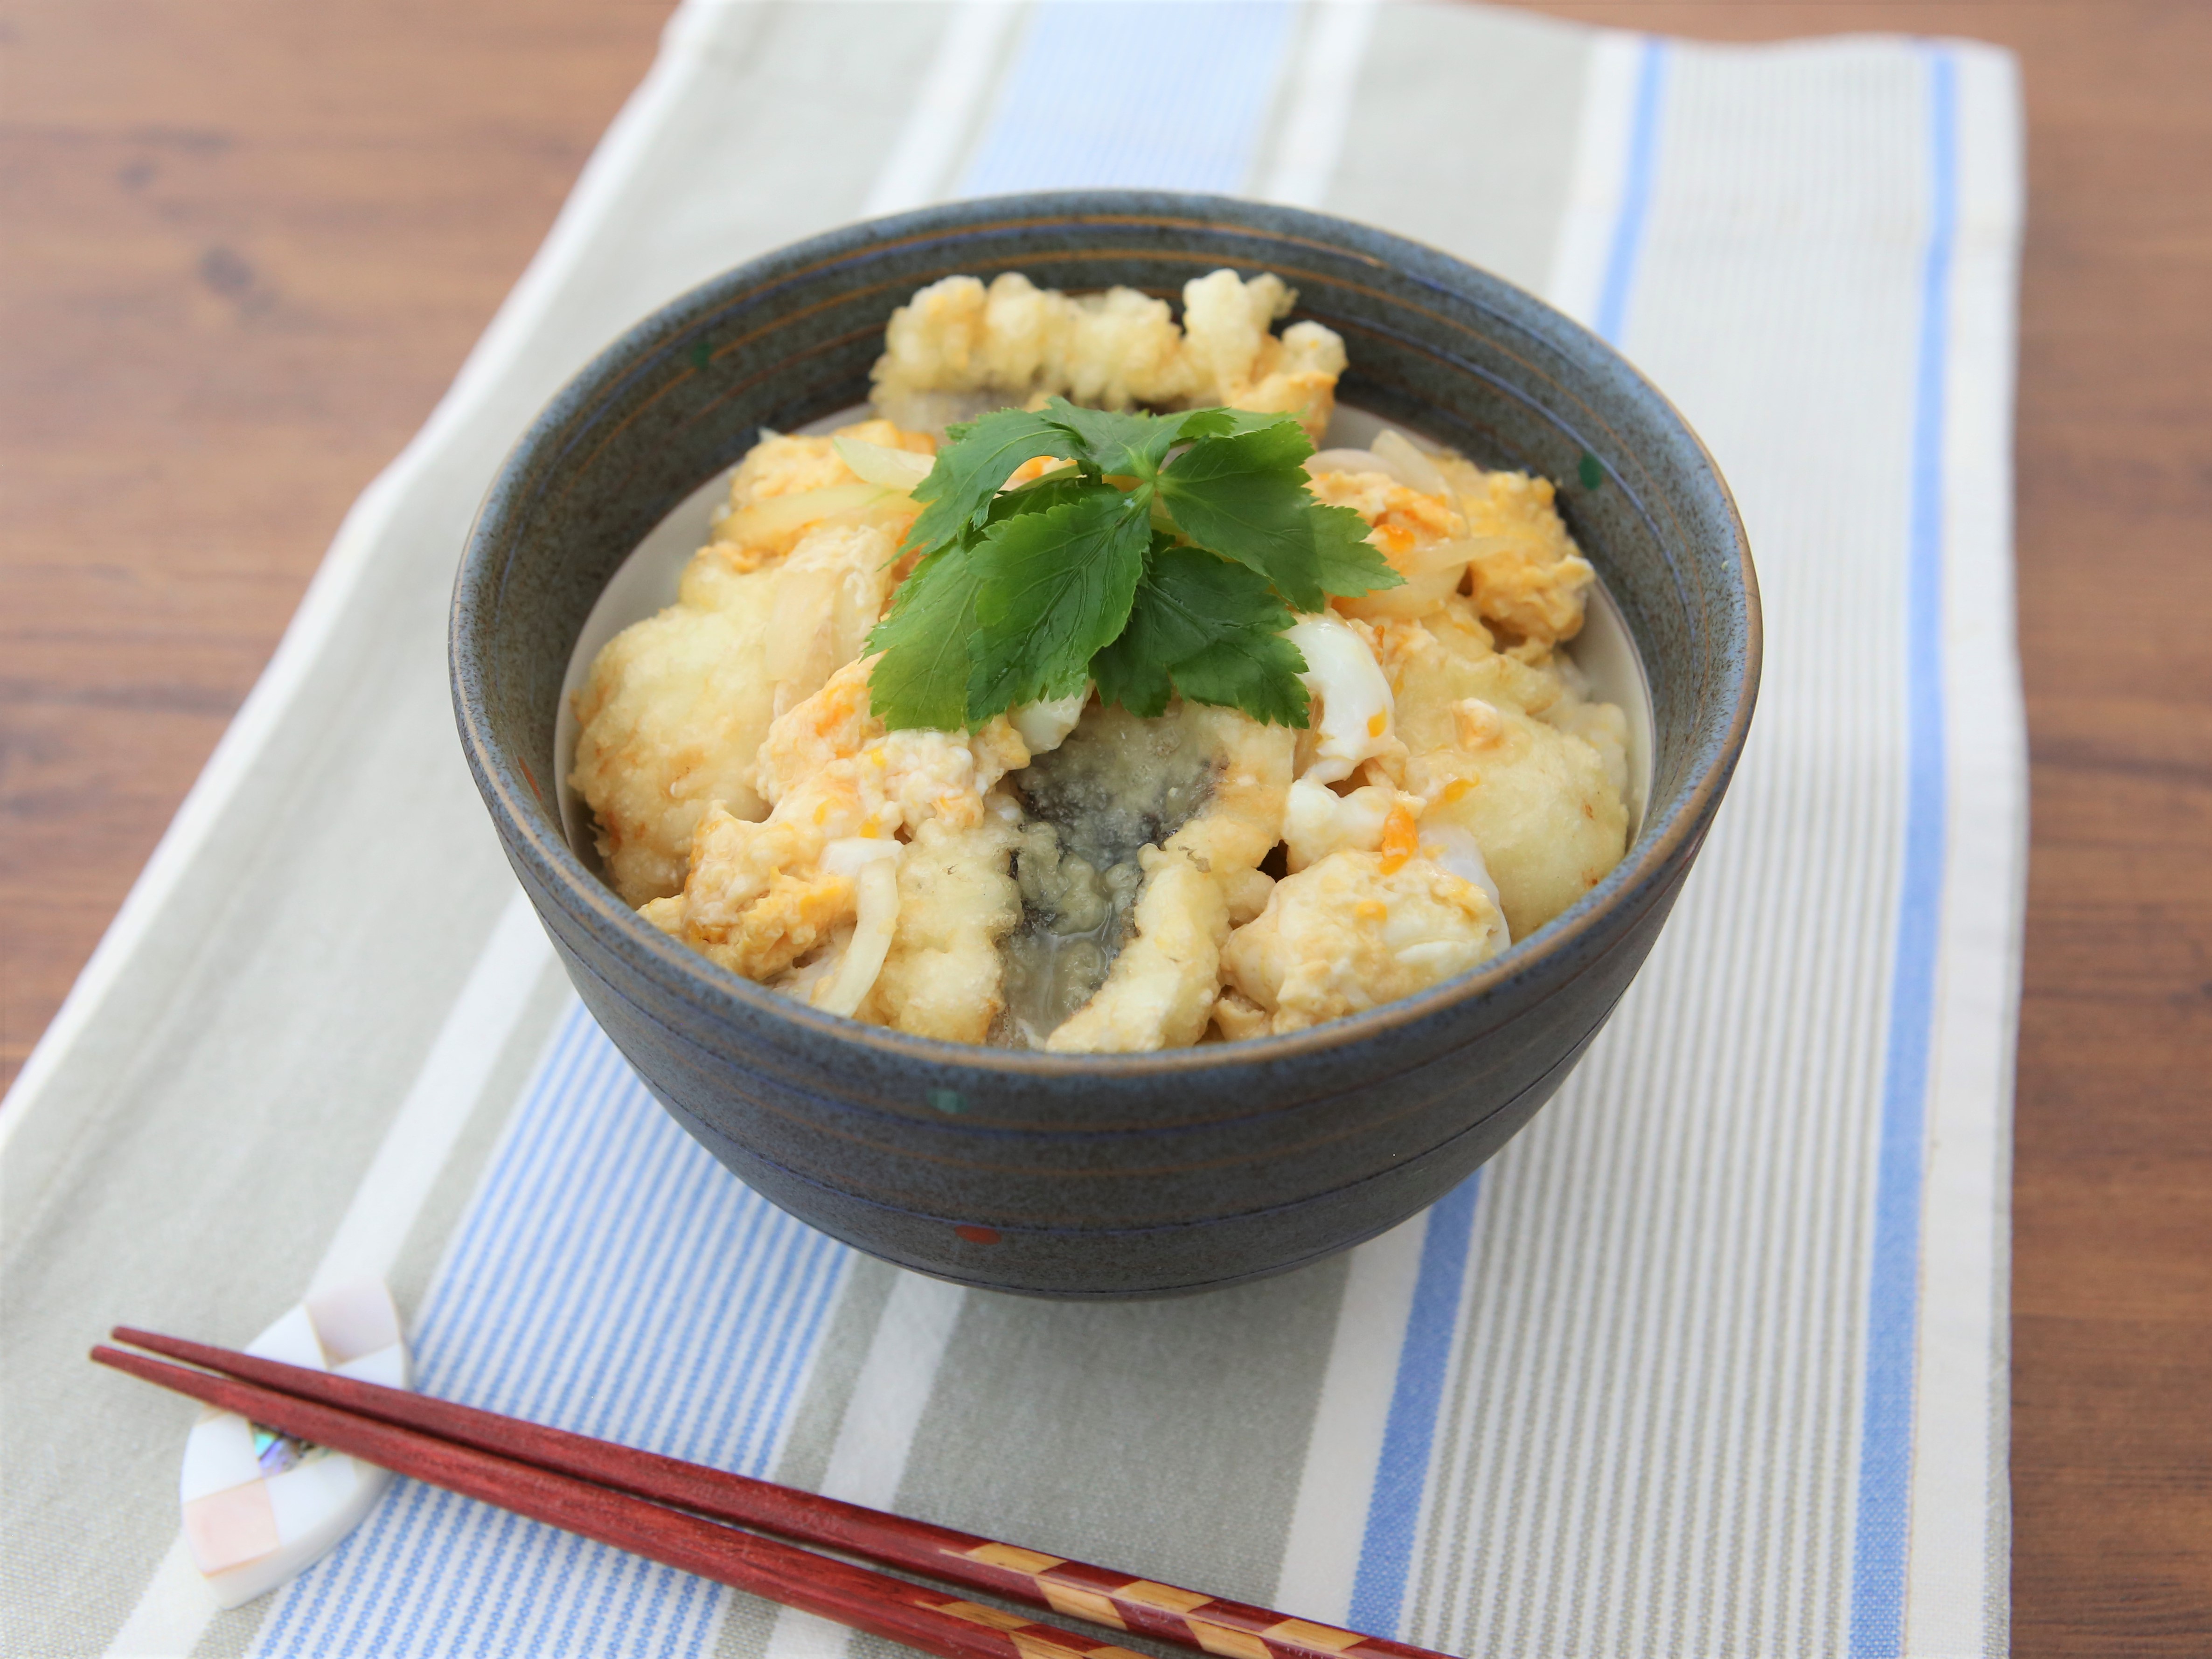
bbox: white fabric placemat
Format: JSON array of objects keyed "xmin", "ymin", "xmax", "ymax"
[{"xmin": 0, "ymin": 5, "xmax": 2024, "ymax": 1656}]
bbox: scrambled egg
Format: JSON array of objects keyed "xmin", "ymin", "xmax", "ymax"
[
  {"xmin": 1222, "ymin": 849, "xmax": 1509, "ymax": 1035},
  {"xmin": 570, "ymin": 273, "xmax": 1633, "ymax": 1050},
  {"xmin": 1360, "ymin": 596, "xmax": 1628, "ymax": 938}
]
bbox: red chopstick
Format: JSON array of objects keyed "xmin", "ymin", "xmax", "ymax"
[
  {"xmin": 105, "ymin": 1326, "xmax": 1447, "ymax": 1659},
  {"xmin": 94, "ymin": 1343, "xmax": 1144, "ymax": 1659}
]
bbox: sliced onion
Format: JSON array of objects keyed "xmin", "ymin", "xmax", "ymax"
[
  {"xmin": 1307, "ymin": 437, "xmax": 1451, "ymax": 501},
  {"xmin": 718, "ymin": 481, "xmax": 897, "ymax": 549},
  {"xmin": 834, "ymin": 435, "xmax": 934, "ymax": 493},
  {"xmin": 1372, "ymin": 429, "xmax": 1449, "ymax": 498},
  {"xmin": 1334, "ymin": 563, "xmax": 1465, "ymax": 620},
  {"xmin": 765, "ymin": 566, "xmax": 838, "ymax": 684},
  {"xmin": 818, "ymin": 857, "xmax": 901, "ymax": 1016},
  {"xmin": 1306, "ymin": 446, "xmax": 1388, "ymax": 476},
  {"xmin": 1401, "ymin": 534, "xmax": 1486, "ymax": 576}
]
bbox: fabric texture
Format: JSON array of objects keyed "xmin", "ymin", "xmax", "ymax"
[{"xmin": 0, "ymin": 5, "xmax": 2023, "ymax": 1656}]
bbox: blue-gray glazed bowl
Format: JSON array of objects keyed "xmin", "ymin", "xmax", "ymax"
[{"xmin": 451, "ymin": 191, "xmax": 1758, "ymax": 1299}]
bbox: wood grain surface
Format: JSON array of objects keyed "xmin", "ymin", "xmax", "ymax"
[{"xmin": 2, "ymin": 1, "xmax": 2205, "ymax": 1651}]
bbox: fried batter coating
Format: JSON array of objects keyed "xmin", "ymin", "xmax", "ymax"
[
  {"xmin": 869, "ymin": 271, "xmax": 1347, "ymax": 441},
  {"xmin": 646, "ymin": 662, "xmax": 1030, "ymax": 988},
  {"xmin": 1377, "ymin": 609, "xmax": 1628, "ymax": 938},
  {"xmin": 571, "ymin": 520, "xmax": 903, "ymax": 905},
  {"xmin": 1178, "ymin": 270, "xmax": 1346, "ymax": 443},
  {"xmin": 1046, "ymin": 847, "xmax": 1231, "ymax": 1053},
  {"xmin": 1222, "ymin": 849, "xmax": 1508, "ymax": 1034},
  {"xmin": 1044, "ymin": 707, "xmax": 1293, "ymax": 1053},
  {"xmin": 860, "ymin": 809, "xmax": 1023, "ymax": 1044}
]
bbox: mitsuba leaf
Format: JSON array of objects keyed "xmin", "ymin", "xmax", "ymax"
[
  {"xmin": 983, "ymin": 467, "xmax": 1095, "ymax": 525},
  {"xmin": 1092, "ymin": 542, "xmax": 1310, "ymax": 728},
  {"xmin": 1171, "ymin": 406, "xmax": 1300, "ymax": 443},
  {"xmin": 1310, "ymin": 500, "xmax": 1404, "ymax": 597},
  {"xmin": 902, "ymin": 407, "xmax": 1074, "ymax": 556},
  {"xmin": 866, "ymin": 546, "xmax": 984, "ymax": 731},
  {"xmin": 1035, "ymin": 398, "xmax": 1179, "ymax": 479},
  {"xmin": 966, "ymin": 488, "xmax": 1151, "ymax": 719},
  {"xmin": 1155, "ymin": 422, "xmax": 1332, "ymax": 610}
]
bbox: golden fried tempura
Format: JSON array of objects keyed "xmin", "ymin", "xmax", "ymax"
[
  {"xmin": 870, "ymin": 271, "xmax": 1347, "ymax": 442},
  {"xmin": 859, "ymin": 810, "xmax": 1023, "ymax": 1044},
  {"xmin": 1222, "ymin": 849, "xmax": 1508, "ymax": 1035},
  {"xmin": 570, "ymin": 519, "xmax": 904, "ymax": 904},
  {"xmin": 1378, "ymin": 607, "xmax": 1628, "ymax": 939},
  {"xmin": 1045, "ymin": 707, "xmax": 1294, "ymax": 1054}
]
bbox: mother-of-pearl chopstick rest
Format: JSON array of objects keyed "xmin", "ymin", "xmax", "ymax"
[{"xmin": 176, "ymin": 1278, "xmax": 410, "ymax": 1608}]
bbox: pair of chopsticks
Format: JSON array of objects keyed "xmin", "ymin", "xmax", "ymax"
[{"xmin": 96, "ymin": 1329, "xmax": 1447, "ymax": 1659}]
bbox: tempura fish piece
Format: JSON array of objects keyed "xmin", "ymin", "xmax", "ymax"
[
  {"xmin": 871, "ymin": 274, "xmax": 1189, "ymax": 418},
  {"xmin": 1222, "ymin": 849, "xmax": 1509, "ymax": 1035},
  {"xmin": 1385, "ymin": 617, "xmax": 1628, "ymax": 938},
  {"xmin": 1178, "ymin": 270, "xmax": 1347, "ymax": 443},
  {"xmin": 570, "ymin": 522, "xmax": 902, "ymax": 905},
  {"xmin": 1046, "ymin": 707, "xmax": 1293, "ymax": 1054},
  {"xmin": 1044, "ymin": 847, "xmax": 1230, "ymax": 1053},
  {"xmin": 645, "ymin": 664, "xmax": 1032, "ymax": 988},
  {"xmin": 860, "ymin": 809, "xmax": 1023, "ymax": 1044},
  {"xmin": 868, "ymin": 270, "xmax": 1349, "ymax": 442}
]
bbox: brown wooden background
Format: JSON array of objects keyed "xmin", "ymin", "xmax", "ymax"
[{"xmin": 3, "ymin": 1, "xmax": 2205, "ymax": 1649}]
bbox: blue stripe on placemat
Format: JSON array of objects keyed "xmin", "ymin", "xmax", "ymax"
[
  {"xmin": 1345, "ymin": 1177, "xmax": 1482, "ymax": 1638},
  {"xmin": 251, "ymin": 1005, "xmax": 852, "ymax": 1658},
  {"xmin": 1848, "ymin": 46, "xmax": 1958, "ymax": 1659},
  {"xmin": 1594, "ymin": 38, "xmax": 1668, "ymax": 346},
  {"xmin": 960, "ymin": 1, "xmax": 1296, "ymax": 195}
]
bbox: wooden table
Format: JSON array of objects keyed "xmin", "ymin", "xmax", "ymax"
[{"xmin": 3, "ymin": 1, "xmax": 2204, "ymax": 1649}]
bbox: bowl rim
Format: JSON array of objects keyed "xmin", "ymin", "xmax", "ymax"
[{"xmin": 452, "ymin": 189, "xmax": 1760, "ymax": 1080}]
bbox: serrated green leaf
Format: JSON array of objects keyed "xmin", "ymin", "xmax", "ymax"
[
  {"xmin": 1171, "ymin": 406, "xmax": 1299, "ymax": 443},
  {"xmin": 1310, "ymin": 500, "xmax": 1405, "ymax": 597},
  {"xmin": 1035, "ymin": 398, "xmax": 1178, "ymax": 479},
  {"xmin": 1155, "ymin": 423, "xmax": 1331, "ymax": 609},
  {"xmin": 1086, "ymin": 632, "xmax": 1176, "ymax": 720},
  {"xmin": 1092, "ymin": 543, "xmax": 1309, "ymax": 728},
  {"xmin": 866, "ymin": 546, "xmax": 984, "ymax": 730},
  {"xmin": 966, "ymin": 488, "xmax": 1150, "ymax": 719},
  {"xmin": 1165, "ymin": 636, "xmax": 1312, "ymax": 728},
  {"xmin": 902, "ymin": 407, "xmax": 1073, "ymax": 557},
  {"xmin": 984, "ymin": 467, "xmax": 1095, "ymax": 524}
]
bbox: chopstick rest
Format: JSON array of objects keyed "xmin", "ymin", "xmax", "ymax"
[
  {"xmin": 171, "ymin": 1281, "xmax": 408, "ymax": 1608},
  {"xmin": 100, "ymin": 1326, "xmax": 1456, "ymax": 1659}
]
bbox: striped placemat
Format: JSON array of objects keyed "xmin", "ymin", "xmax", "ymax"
[{"xmin": 0, "ymin": 5, "xmax": 2024, "ymax": 1656}]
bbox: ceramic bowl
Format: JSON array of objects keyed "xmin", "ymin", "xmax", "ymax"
[{"xmin": 451, "ymin": 192, "xmax": 1758, "ymax": 1298}]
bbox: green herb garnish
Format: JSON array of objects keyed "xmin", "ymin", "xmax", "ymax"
[{"xmin": 866, "ymin": 398, "xmax": 1399, "ymax": 731}]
